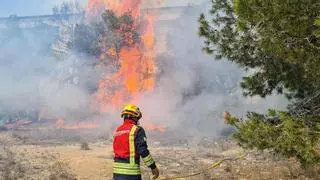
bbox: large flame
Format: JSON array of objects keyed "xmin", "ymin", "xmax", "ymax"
[
  {"xmin": 87, "ymin": 0, "xmax": 141, "ymax": 18},
  {"xmin": 54, "ymin": 0, "xmax": 163, "ymax": 132},
  {"xmin": 88, "ymin": 0, "xmax": 156, "ymax": 110}
]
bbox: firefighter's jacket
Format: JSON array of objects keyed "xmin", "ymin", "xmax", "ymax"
[{"xmin": 113, "ymin": 119, "xmax": 156, "ymax": 176}]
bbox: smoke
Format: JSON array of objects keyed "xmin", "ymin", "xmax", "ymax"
[
  {"xmin": 0, "ymin": 0, "xmax": 88, "ymax": 17},
  {"xmin": 0, "ymin": 0, "xmax": 87, "ymax": 17},
  {"xmin": 0, "ymin": 16, "xmax": 96, "ymax": 124},
  {"xmin": 137, "ymin": 2, "xmax": 288, "ymax": 137},
  {"xmin": 0, "ymin": 1, "xmax": 288, "ymax": 139},
  {"xmin": 0, "ymin": 27, "xmax": 52, "ymax": 112}
]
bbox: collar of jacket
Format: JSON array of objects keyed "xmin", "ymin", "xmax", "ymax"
[{"xmin": 124, "ymin": 119, "xmax": 138, "ymax": 125}]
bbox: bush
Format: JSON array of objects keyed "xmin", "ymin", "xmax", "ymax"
[
  {"xmin": 49, "ymin": 160, "xmax": 76, "ymax": 180},
  {"xmin": 0, "ymin": 148, "xmax": 25, "ymax": 179},
  {"xmin": 224, "ymin": 110, "xmax": 320, "ymax": 168},
  {"xmin": 80, "ymin": 142, "xmax": 90, "ymax": 151}
]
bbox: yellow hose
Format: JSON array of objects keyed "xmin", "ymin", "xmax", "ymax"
[{"xmin": 155, "ymin": 150, "xmax": 254, "ymax": 180}]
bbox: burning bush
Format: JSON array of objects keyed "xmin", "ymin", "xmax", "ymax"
[
  {"xmin": 74, "ymin": 10, "xmax": 139, "ymax": 61},
  {"xmin": 51, "ymin": 0, "xmax": 157, "ymax": 124},
  {"xmin": 0, "ymin": 0, "xmax": 160, "ymax": 132}
]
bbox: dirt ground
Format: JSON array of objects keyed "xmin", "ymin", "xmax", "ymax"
[{"xmin": 0, "ymin": 132, "xmax": 318, "ymax": 180}]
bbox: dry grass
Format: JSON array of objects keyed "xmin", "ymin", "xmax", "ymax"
[
  {"xmin": 0, "ymin": 146, "xmax": 76, "ymax": 180},
  {"xmin": 0, "ymin": 147, "xmax": 25, "ymax": 180},
  {"xmin": 0, "ymin": 133, "xmax": 77, "ymax": 180},
  {"xmin": 49, "ymin": 160, "xmax": 76, "ymax": 180},
  {"xmin": 0, "ymin": 132, "xmax": 320, "ymax": 179}
]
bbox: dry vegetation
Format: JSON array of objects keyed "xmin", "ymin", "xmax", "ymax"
[
  {"xmin": 0, "ymin": 144, "xmax": 76, "ymax": 180},
  {"xmin": 0, "ymin": 131, "xmax": 318, "ymax": 180}
]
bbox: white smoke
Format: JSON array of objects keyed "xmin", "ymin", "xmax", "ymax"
[
  {"xmin": 0, "ymin": 0, "xmax": 87, "ymax": 17},
  {"xmin": 0, "ymin": 0, "xmax": 288, "ymax": 139},
  {"xmin": 137, "ymin": 1, "xmax": 288, "ymax": 137}
]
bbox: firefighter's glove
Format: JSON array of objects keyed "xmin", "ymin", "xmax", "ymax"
[{"xmin": 151, "ymin": 167, "xmax": 159, "ymax": 179}]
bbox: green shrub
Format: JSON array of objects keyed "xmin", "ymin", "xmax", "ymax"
[{"xmin": 225, "ymin": 110, "xmax": 320, "ymax": 168}]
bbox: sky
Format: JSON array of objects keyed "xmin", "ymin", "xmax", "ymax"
[
  {"xmin": 0, "ymin": 0, "xmax": 87, "ymax": 17},
  {"xmin": 0, "ymin": 0, "xmax": 207, "ymax": 17}
]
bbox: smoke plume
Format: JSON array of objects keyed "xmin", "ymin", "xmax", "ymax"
[
  {"xmin": 137, "ymin": 1, "xmax": 288, "ymax": 137},
  {"xmin": 0, "ymin": 0, "xmax": 288, "ymax": 138}
]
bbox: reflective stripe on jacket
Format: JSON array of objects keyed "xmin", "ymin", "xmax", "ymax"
[
  {"xmin": 113, "ymin": 124, "xmax": 141, "ymax": 175},
  {"xmin": 113, "ymin": 119, "xmax": 156, "ymax": 176}
]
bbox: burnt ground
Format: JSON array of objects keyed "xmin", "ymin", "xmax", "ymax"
[{"xmin": 0, "ymin": 129, "xmax": 319, "ymax": 180}]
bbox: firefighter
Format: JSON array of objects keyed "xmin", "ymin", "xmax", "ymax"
[{"xmin": 113, "ymin": 104, "xmax": 160, "ymax": 180}]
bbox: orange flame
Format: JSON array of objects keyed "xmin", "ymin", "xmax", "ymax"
[
  {"xmin": 87, "ymin": 0, "xmax": 165, "ymax": 132},
  {"xmin": 87, "ymin": 0, "xmax": 141, "ymax": 19},
  {"xmin": 88, "ymin": 0, "xmax": 156, "ymax": 110},
  {"xmin": 55, "ymin": 118, "xmax": 98, "ymax": 130}
]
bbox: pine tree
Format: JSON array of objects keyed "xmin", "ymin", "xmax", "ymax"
[
  {"xmin": 199, "ymin": 0, "xmax": 320, "ymax": 167},
  {"xmin": 199, "ymin": 0, "xmax": 320, "ymax": 99}
]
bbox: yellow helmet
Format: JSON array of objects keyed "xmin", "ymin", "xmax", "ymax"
[{"xmin": 121, "ymin": 104, "xmax": 142, "ymax": 120}]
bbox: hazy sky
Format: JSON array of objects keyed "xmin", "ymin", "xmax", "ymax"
[
  {"xmin": 0, "ymin": 0, "xmax": 207, "ymax": 17},
  {"xmin": 0, "ymin": 0, "xmax": 87, "ymax": 17}
]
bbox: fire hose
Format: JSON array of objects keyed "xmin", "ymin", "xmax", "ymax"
[{"xmin": 153, "ymin": 150, "xmax": 255, "ymax": 180}]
